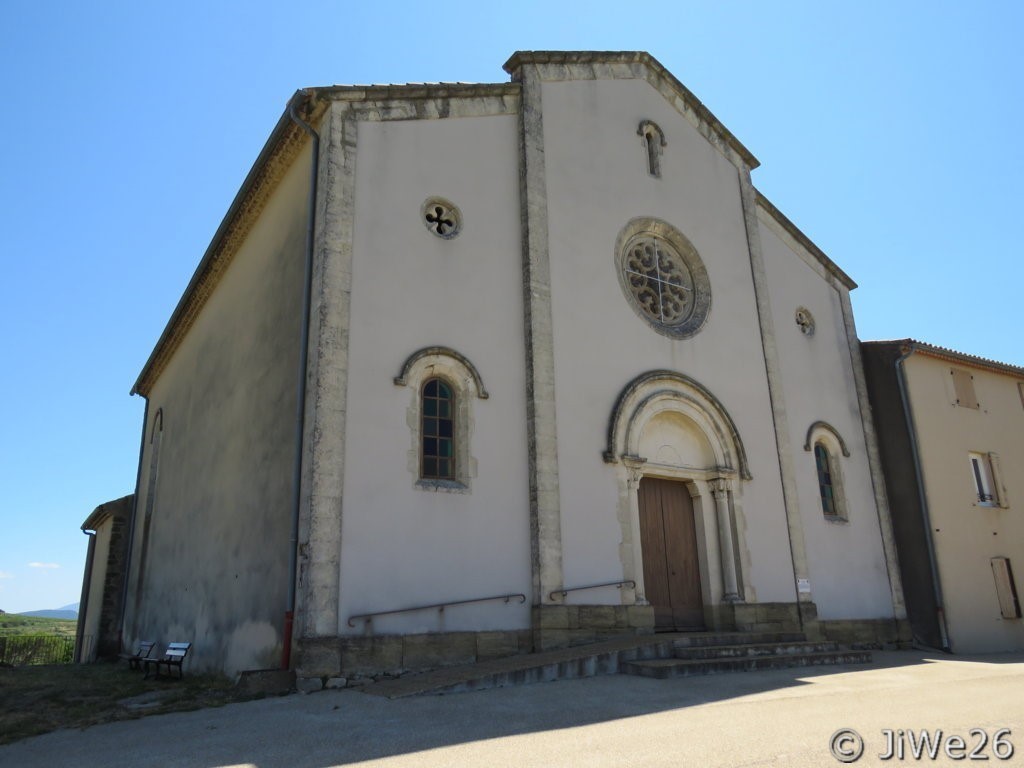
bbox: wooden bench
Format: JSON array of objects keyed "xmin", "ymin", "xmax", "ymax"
[
  {"xmin": 119, "ymin": 640, "xmax": 156, "ymax": 671},
  {"xmin": 143, "ymin": 642, "xmax": 192, "ymax": 679}
]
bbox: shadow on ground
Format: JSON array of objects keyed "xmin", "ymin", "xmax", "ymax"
[{"xmin": 3, "ymin": 650, "xmax": 1023, "ymax": 768}]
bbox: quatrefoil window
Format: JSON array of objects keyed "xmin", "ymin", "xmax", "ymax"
[
  {"xmin": 422, "ymin": 197, "xmax": 462, "ymax": 239},
  {"xmin": 795, "ymin": 307, "xmax": 815, "ymax": 336},
  {"xmin": 615, "ymin": 218, "xmax": 711, "ymax": 339}
]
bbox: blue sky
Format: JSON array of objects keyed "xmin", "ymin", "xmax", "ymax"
[{"xmin": 1, "ymin": 1, "xmax": 1021, "ymax": 613}]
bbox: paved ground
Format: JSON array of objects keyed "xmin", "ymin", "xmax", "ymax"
[{"xmin": 3, "ymin": 651, "xmax": 1023, "ymax": 768}]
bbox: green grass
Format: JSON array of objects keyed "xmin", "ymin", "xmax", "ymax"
[
  {"xmin": 0, "ymin": 662, "xmax": 259, "ymax": 745},
  {"xmin": 0, "ymin": 615, "xmax": 77, "ymax": 637}
]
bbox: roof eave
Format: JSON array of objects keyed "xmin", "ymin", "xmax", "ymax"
[
  {"xmin": 755, "ymin": 190, "xmax": 857, "ymax": 290},
  {"xmin": 130, "ymin": 91, "xmax": 320, "ymax": 396},
  {"xmin": 863, "ymin": 339, "xmax": 1024, "ymax": 378}
]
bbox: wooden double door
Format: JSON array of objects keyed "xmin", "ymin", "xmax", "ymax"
[{"xmin": 638, "ymin": 477, "xmax": 705, "ymax": 630}]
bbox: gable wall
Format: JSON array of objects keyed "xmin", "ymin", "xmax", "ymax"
[
  {"xmin": 540, "ymin": 77, "xmax": 795, "ymax": 603},
  {"xmin": 123, "ymin": 147, "xmax": 310, "ymax": 674}
]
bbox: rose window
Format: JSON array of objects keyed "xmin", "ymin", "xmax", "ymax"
[
  {"xmin": 615, "ymin": 218, "xmax": 711, "ymax": 339},
  {"xmin": 623, "ymin": 236, "xmax": 695, "ymax": 326}
]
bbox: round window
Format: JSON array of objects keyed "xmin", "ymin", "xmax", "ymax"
[
  {"xmin": 615, "ymin": 218, "xmax": 710, "ymax": 338},
  {"xmin": 421, "ymin": 197, "xmax": 462, "ymax": 239}
]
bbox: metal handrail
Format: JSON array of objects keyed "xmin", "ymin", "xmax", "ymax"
[
  {"xmin": 549, "ymin": 580, "xmax": 636, "ymax": 601},
  {"xmin": 347, "ymin": 592, "xmax": 527, "ymax": 627}
]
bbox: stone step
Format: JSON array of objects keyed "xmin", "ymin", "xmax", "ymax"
[
  {"xmin": 672, "ymin": 640, "xmax": 840, "ymax": 660},
  {"xmin": 621, "ymin": 649, "xmax": 873, "ymax": 679},
  {"xmin": 357, "ymin": 631, "xmax": 853, "ymax": 698},
  {"xmin": 669, "ymin": 631, "xmax": 807, "ymax": 650}
]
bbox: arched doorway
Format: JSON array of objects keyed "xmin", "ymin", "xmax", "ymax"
[{"xmin": 606, "ymin": 371, "xmax": 750, "ymax": 630}]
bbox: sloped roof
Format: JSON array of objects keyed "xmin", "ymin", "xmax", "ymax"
[{"xmin": 864, "ymin": 339, "xmax": 1024, "ymax": 378}]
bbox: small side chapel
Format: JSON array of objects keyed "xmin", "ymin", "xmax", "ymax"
[{"xmin": 119, "ymin": 51, "xmax": 909, "ymax": 679}]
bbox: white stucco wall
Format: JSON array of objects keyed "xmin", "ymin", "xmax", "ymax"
[
  {"xmin": 758, "ymin": 209, "xmax": 894, "ymax": 620},
  {"xmin": 907, "ymin": 354, "xmax": 1024, "ymax": 652},
  {"xmin": 340, "ymin": 113, "xmax": 532, "ymax": 635},
  {"xmin": 123, "ymin": 148, "xmax": 310, "ymax": 674},
  {"xmin": 540, "ymin": 77, "xmax": 796, "ymax": 606}
]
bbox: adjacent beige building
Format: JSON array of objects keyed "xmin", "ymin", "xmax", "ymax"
[
  {"xmin": 863, "ymin": 341, "xmax": 1024, "ymax": 653},
  {"xmin": 115, "ymin": 51, "xmax": 909, "ymax": 680},
  {"xmin": 75, "ymin": 495, "xmax": 133, "ymax": 662}
]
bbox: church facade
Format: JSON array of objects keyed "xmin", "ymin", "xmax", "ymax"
[{"xmin": 121, "ymin": 51, "xmax": 908, "ymax": 680}]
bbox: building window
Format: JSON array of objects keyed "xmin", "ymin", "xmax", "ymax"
[
  {"xmin": 804, "ymin": 422, "xmax": 850, "ymax": 522},
  {"xmin": 421, "ymin": 197, "xmax": 462, "ymax": 239},
  {"xmin": 421, "ymin": 378, "xmax": 455, "ymax": 480},
  {"xmin": 637, "ymin": 119, "xmax": 666, "ymax": 177},
  {"xmin": 615, "ymin": 218, "xmax": 711, "ymax": 340},
  {"xmin": 969, "ymin": 451, "xmax": 1007, "ymax": 507},
  {"xmin": 393, "ymin": 346, "xmax": 488, "ymax": 493},
  {"xmin": 814, "ymin": 444, "xmax": 838, "ymax": 517},
  {"xmin": 795, "ymin": 307, "xmax": 815, "ymax": 336}
]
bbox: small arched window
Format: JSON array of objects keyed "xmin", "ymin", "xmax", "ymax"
[
  {"xmin": 421, "ymin": 378, "xmax": 455, "ymax": 480},
  {"xmin": 814, "ymin": 443, "xmax": 837, "ymax": 517},
  {"xmin": 637, "ymin": 120, "xmax": 666, "ymax": 177}
]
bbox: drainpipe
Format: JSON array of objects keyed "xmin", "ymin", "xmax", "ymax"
[
  {"xmin": 75, "ymin": 527, "xmax": 97, "ymax": 663},
  {"xmin": 895, "ymin": 345, "xmax": 951, "ymax": 651},
  {"xmin": 283, "ymin": 90, "xmax": 319, "ymax": 670}
]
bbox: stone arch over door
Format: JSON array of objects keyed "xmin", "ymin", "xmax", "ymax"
[{"xmin": 606, "ymin": 371, "xmax": 749, "ymax": 629}]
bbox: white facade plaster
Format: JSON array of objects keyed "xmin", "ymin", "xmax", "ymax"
[
  {"xmin": 123, "ymin": 53, "xmax": 909, "ymax": 677},
  {"xmin": 757, "ymin": 208, "xmax": 895, "ymax": 620},
  {"xmin": 339, "ymin": 112, "xmax": 531, "ymax": 635}
]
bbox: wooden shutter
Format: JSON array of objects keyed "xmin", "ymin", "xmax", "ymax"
[
  {"xmin": 951, "ymin": 369, "xmax": 979, "ymax": 409},
  {"xmin": 989, "ymin": 452, "xmax": 1009, "ymax": 508},
  {"xmin": 991, "ymin": 557, "xmax": 1022, "ymax": 619}
]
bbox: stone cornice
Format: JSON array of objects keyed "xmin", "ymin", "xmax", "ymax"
[
  {"xmin": 754, "ymin": 190, "xmax": 857, "ymax": 291},
  {"xmin": 316, "ymin": 82, "xmax": 519, "ymax": 102},
  {"xmin": 131, "ymin": 94, "xmax": 327, "ymax": 396},
  {"xmin": 503, "ymin": 50, "xmax": 759, "ymax": 170}
]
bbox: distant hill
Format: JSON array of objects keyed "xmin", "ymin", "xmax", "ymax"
[
  {"xmin": 18, "ymin": 610, "xmax": 77, "ymax": 620},
  {"xmin": 18, "ymin": 603, "xmax": 79, "ymax": 620}
]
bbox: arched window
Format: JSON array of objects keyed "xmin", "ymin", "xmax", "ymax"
[
  {"xmin": 395, "ymin": 346, "xmax": 487, "ymax": 492},
  {"xmin": 637, "ymin": 120, "xmax": 666, "ymax": 177},
  {"xmin": 804, "ymin": 421, "xmax": 850, "ymax": 522},
  {"xmin": 421, "ymin": 378, "xmax": 455, "ymax": 480},
  {"xmin": 814, "ymin": 443, "xmax": 837, "ymax": 517}
]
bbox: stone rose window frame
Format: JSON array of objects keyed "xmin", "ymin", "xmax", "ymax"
[{"xmin": 615, "ymin": 218, "xmax": 711, "ymax": 340}]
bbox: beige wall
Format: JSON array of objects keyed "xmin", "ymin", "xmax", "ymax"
[
  {"xmin": 340, "ymin": 113, "xmax": 532, "ymax": 635},
  {"xmin": 907, "ymin": 354, "xmax": 1024, "ymax": 652},
  {"xmin": 80, "ymin": 521, "xmax": 112, "ymax": 661},
  {"xmin": 123, "ymin": 147, "xmax": 310, "ymax": 675},
  {"xmin": 540, "ymin": 77, "xmax": 796, "ymax": 606}
]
